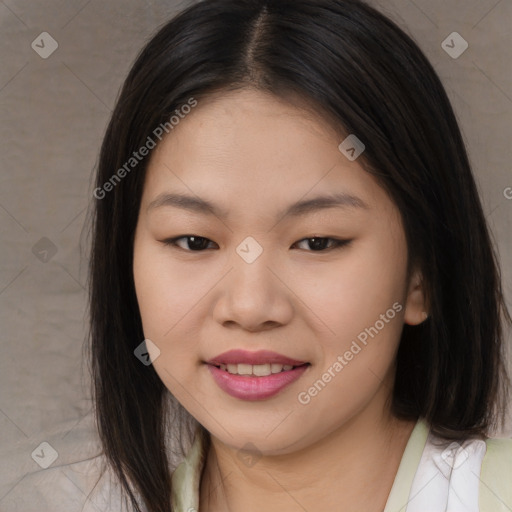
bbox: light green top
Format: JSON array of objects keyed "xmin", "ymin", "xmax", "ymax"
[
  {"xmin": 479, "ymin": 437, "xmax": 512, "ymax": 511},
  {"xmin": 170, "ymin": 418, "xmax": 512, "ymax": 511}
]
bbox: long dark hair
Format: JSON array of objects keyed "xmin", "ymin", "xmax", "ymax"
[{"xmin": 83, "ymin": 0, "xmax": 511, "ymax": 510}]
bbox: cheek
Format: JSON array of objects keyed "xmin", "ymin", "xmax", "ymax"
[
  {"xmin": 133, "ymin": 244, "xmax": 169, "ymax": 337},
  {"xmin": 133, "ymin": 238, "xmax": 202, "ymax": 336},
  {"xmin": 132, "ymin": 237, "xmax": 212, "ymax": 390},
  {"xmin": 299, "ymin": 232, "xmax": 407, "ymax": 347},
  {"xmin": 295, "ymin": 247, "xmax": 406, "ymax": 420}
]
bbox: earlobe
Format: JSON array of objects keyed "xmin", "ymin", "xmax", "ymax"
[{"xmin": 403, "ymin": 270, "xmax": 429, "ymax": 325}]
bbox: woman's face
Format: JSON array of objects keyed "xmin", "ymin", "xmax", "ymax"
[{"xmin": 133, "ymin": 88, "xmax": 426, "ymax": 454}]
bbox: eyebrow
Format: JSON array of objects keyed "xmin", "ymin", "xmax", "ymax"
[{"xmin": 146, "ymin": 191, "xmax": 369, "ymax": 219}]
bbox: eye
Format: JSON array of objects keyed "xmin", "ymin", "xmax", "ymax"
[
  {"xmin": 292, "ymin": 237, "xmax": 352, "ymax": 251},
  {"xmin": 161, "ymin": 235, "xmax": 351, "ymax": 252},
  {"xmin": 162, "ymin": 235, "xmax": 217, "ymax": 251}
]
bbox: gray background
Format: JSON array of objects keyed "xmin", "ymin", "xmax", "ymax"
[{"xmin": 1, "ymin": 0, "xmax": 511, "ymax": 509}]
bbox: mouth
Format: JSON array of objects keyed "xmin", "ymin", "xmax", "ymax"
[{"xmin": 204, "ymin": 350, "xmax": 311, "ymax": 400}]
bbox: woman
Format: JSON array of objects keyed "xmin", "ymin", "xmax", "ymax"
[{"xmin": 87, "ymin": 0, "xmax": 512, "ymax": 510}]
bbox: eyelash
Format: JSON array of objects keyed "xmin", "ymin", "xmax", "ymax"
[{"xmin": 161, "ymin": 235, "xmax": 352, "ymax": 253}]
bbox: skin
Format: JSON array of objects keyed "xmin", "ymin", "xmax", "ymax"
[{"xmin": 132, "ymin": 87, "xmax": 427, "ymax": 512}]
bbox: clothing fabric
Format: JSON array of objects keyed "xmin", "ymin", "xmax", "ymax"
[{"xmin": 171, "ymin": 418, "xmax": 512, "ymax": 512}]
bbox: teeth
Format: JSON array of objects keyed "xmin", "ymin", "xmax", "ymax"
[
  {"xmin": 271, "ymin": 363, "xmax": 283, "ymax": 373},
  {"xmin": 227, "ymin": 364, "xmax": 238, "ymax": 374},
  {"xmin": 238, "ymin": 363, "xmax": 253, "ymax": 375},
  {"xmin": 220, "ymin": 363, "xmax": 297, "ymax": 376},
  {"xmin": 253, "ymin": 364, "xmax": 272, "ymax": 376}
]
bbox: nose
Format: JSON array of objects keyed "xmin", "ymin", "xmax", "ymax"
[{"xmin": 212, "ymin": 248, "xmax": 294, "ymax": 332}]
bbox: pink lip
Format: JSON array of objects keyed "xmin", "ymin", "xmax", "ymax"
[
  {"xmin": 204, "ymin": 349, "xmax": 310, "ymax": 400},
  {"xmin": 206, "ymin": 349, "xmax": 307, "ymax": 366},
  {"xmin": 206, "ymin": 364, "xmax": 310, "ymax": 400}
]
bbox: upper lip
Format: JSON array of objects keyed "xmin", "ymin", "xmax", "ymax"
[{"xmin": 206, "ymin": 349, "xmax": 308, "ymax": 366}]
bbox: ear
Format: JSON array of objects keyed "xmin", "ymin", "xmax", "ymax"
[{"xmin": 403, "ymin": 268, "xmax": 428, "ymax": 325}]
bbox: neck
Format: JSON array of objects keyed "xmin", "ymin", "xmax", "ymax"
[{"xmin": 199, "ymin": 397, "xmax": 417, "ymax": 512}]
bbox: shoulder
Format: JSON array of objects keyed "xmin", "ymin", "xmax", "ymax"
[{"xmin": 480, "ymin": 437, "xmax": 512, "ymax": 512}]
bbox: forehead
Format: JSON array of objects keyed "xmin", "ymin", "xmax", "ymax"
[{"xmin": 141, "ymin": 88, "xmax": 390, "ymax": 220}]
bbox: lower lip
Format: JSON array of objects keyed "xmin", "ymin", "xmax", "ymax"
[{"xmin": 206, "ymin": 364, "xmax": 310, "ymax": 400}]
